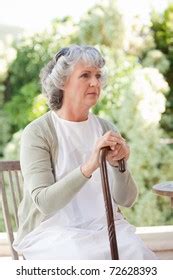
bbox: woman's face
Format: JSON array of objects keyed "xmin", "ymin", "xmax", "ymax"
[{"xmin": 63, "ymin": 62, "xmax": 102, "ymax": 110}]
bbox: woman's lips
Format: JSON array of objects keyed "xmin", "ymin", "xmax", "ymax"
[{"xmin": 87, "ymin": 92, "xmax": 97, "ymax": 95}]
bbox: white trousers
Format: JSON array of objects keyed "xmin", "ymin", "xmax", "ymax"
[{"xmin": 16, "ymin": 217, "xmax": 157, "ymax": 260}]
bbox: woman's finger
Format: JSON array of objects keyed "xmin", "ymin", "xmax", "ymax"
[
  {"xmin": 97, "ymin": 140, "xmax": 118, "ymax": 150},
  {"xmin": 108, "ymin": 143, "xmax": 129, "ymax": 160}
]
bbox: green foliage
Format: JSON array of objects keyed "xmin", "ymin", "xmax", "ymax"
[
  {"xmin": 152, "ymin": 5, "xmax": 173, "ymax": 56},
  {"xmin": 142, "ymin": 50, "xmax": 170, "ymax": 74},
  {"xmin": 0, "ymin": 211, "xmax": 5, "ymax": 232},
  {"xmin": 3, "ymin": 130, "xmax": 22, "ymax": 160},
  {"xmin": 28, "ymin": 94, "xmax": 48, "ymax": 121},
  {"xmin": 73, "ymin": 0, "xmax": 124, "ymax": 52},
  {"xmin": 123, "ymin": 191, "xmax": 173, "ymax": 226},
  {"xmin": 5, "ymin": 81, "xmax": 40, "ymax": 128},
  {"xmin": 3, "ymin": 36, "xmax": 51, "ymax": 130},
  {"xmin": 152, "ymin": 4, "xmax": 173, "ymax": 136},
  {"xmin": 0, "ymin": 111, "xmax": 11, "ymax": 157}
]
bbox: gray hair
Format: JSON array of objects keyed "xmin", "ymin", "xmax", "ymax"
[{"xmin": 40, "ymin": 45, "xmax": 106, "ymax": 110}]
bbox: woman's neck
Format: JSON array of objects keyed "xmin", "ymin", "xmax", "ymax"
[{"xmin": 55, "ymin": 107, "xmax": 89, "ymax": 122}]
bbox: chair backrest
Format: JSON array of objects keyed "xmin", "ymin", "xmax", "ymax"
[{"xmin": 0, "ymin": 160, "xmax": 22, "ymax": 259}]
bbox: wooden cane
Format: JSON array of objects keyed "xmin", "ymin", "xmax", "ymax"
[{"xmin": 100, "ymin": 147, "xmax": 126, "ymax": 260}]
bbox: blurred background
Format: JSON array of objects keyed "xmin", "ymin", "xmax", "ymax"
[{"xmin": 0, "ymin": 0, "xmax": 173, "ymax": 230}]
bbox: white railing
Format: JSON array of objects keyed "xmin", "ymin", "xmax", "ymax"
[{"xmin": 136, "ymin": 225, "xmax": 173, "ymax": 260}]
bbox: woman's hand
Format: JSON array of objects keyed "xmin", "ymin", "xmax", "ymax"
[
  {"xmin": 106, "ymin": 132, "xmax": 130, "ymax": 167},
  {"xmin": 81, "ymin": 131, "xmax": 130, "ymax": 177}
]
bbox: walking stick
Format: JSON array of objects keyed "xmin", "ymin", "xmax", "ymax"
[{"xmin": 100, "ymin": 147, "xmax": 126, "ymax": 260}]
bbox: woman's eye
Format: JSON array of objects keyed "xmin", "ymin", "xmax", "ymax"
[
  {"xmin": 81, "ymin": 73, "xmax": 89, "ymax": 78},
  {"xmin": 96, "ymin": 74, "xmax": 101, "ymax": 79},
  {"xmin": 80, "ymin": 72, "xmax": 101, "ymax": 80}
]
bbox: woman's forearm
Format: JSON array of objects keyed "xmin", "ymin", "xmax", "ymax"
[
  {"xmin": 111, "ymin": 168, "xmax": 138, "ymax": 207},
  {"xmin": 30, "ymin": 166, "xmax": 89, "ymax": 215}
]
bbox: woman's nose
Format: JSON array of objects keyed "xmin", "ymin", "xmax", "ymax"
[{"xmin": 90, "ymin": 77, "xmax": 99, "ymax": 87}]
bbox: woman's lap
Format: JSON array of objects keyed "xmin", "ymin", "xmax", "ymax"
[{"xmin": 20, "ymin": 219, "xmax": 156, "ymax": 260}]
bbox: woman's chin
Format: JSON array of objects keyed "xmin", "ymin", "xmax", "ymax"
[
  {"xmin": 86, "ymin": 95, "xmax": 99, "ymax": 105},
  {"xmin": 87, "ymin": 100, "xmax": 98, "ymax": 108}
]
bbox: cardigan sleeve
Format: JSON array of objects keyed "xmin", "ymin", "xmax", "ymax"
[
  {"xmin": 20, "ymin": 123, "xmax": 89, "ymax": 215},
  {"xmin": 111, "ymin": 168, "xmax": 138, "ymax": 207}
]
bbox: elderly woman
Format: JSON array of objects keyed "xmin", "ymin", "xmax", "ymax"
[{"xmin": 13, "ymin": 45, "xmax": 156, "ymax": 260}]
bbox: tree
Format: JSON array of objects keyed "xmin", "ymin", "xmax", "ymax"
[
  {"xmin": 151, "ymin": 4, "xmax": 173, "ymax": 136},
  {"xmin": 73, "ymin": 0, "xmax": 124, "ymax": 53}
]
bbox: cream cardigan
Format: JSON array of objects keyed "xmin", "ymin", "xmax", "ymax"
[{"xmin": 14, "ymin": 111, "xmax": 138, "ymax": 246}]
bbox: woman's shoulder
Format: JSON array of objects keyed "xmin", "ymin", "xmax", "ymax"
[
  {"xmin": 23, "ymin": 111, "xmax": 52, "ymax": 134},
  {"xmin": 21, "ymin": 111, "xmax": 56, "ymax": 149},
  {"xmin": 21, "ymin": 111, "xmax": 56, "ymax": 146},
  {"xmin": 94, "ymin": 114, "xmax": 119, "ymax": 133}
]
